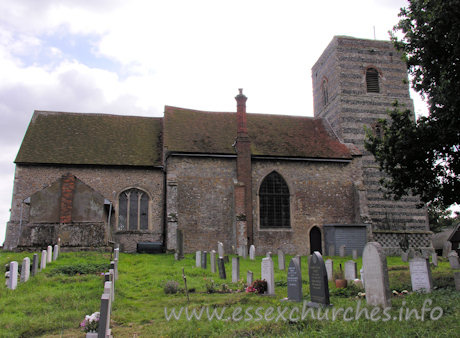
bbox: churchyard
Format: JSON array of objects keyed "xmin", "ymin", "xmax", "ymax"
[{"xmin": 1, "ymin": 245, "xmax": 459, "ymax": 337}]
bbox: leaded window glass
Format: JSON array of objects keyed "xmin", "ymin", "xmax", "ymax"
[{"xmin": 259, "ymin": 172, "xmax": 290, "ymax": 228}]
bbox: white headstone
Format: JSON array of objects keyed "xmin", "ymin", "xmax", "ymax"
[
  {"xmin": 40, "ymin": 250, "xmax": 47, "ymax": 270},
  {"xmin": 339, "ymin": 245, "xmax": 346, "ymax": 257},
  {"xmin": 21, "ymin": 257, "xmax": 30, "ymax": 282},
  {"xmin": 53, "ymin": 244, "xmax": 59, "ymax": 261},
  {"xmin": 344, "ymin": 260, "xmax": 357, "ymax": 281},
  {"xmin": 114, "ymin": 248, "xmax": 120, "ymax": 261},
  {"xmin": 362, "ymin": 242, "xmax": 391, "ymax": 307},
  {"xmin": 409, "ymin": 257, "xmax": 433, "ymax": 292},
  {"xmin": 448, "ymin": 251, "xmax": 460, "ymax": 269},
  {"xmin": 247, "ymin": 270, "xmax": 253, "ymax": 286},
  {"xmin": 7, "ymin": 261, "xmax": 18, "ymax": 290},
  {"xmin": 210, "ymin": 250, "xmax": 217, "ymax": 273},
  {"xmin": 278, "ymin": 249, "xmax": 285, "ymax": 270},
  {"xmin": 261, "ymin": 257, "xmax": 275, "ymax": 295},
  {"xmin": 352, "ymin": 249, "xmax": 358, "ymax": 260},
  {"xmin": 325, "ymin": 259, "xmax": 333, "ymax": 281},
  {"xmin": 196, "ymin": 251, "xmax": 202, "ymax": 268},
  {"xmin": 218, "ymin": 242, "xmax": 224, "ymax": 258},
  {"xmin": 47, "ymin": 245, "xmax": 52, "ymax": 263},
  {"xmin": 266, "ymin": 251, "xmax": 272, "ymax": 258},
  {"xmin": 360, "ymin": 267, "xmax": 365, "ymax": 287},
  {"xmin": 249, "ymin": 245, "xmax": 256, "ymax": 260},
  {"xmin": 232, "ymin": 257, "xmax": 240, "ymax": 283}
]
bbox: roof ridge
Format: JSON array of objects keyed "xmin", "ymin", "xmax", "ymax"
[{"xmin": 33, "ymin": 110, "xmax": 161, "ymax": 120}]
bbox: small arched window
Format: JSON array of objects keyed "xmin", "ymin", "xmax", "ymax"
[
  {"xmin": 366, "ymin": 68, "xmax": 380, "ymax": 93},
  {"xmin": 118, "ymin": 188, "xmax": 149, "ymax": 230},
  {"xmin": 259, "ymin": 172, "xmax": 290, "ymax": 228},
  {"xmin": 321, "ymin": 79, "xmax": 329, "ymax": 106}
]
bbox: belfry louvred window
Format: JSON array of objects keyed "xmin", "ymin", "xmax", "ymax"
[
  {"xmin": 366, "ymin": 68, "xmax": 380, "ymax": 93},
  {"xmin": 259, "ymin": 172, "xmax": 290, "ymax": 228},
  {"xmin": 118, "ymin": 188, "xmax": 149, "ymax": 230}
]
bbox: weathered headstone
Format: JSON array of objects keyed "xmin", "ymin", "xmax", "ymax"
[
  {"xmin": 454, "ymin": 271, "xmax": 460, "ymax": 291},
  {"xmin": 345, "ymin": 260, "xmax": 357, "ymax": 281},
  {"xmin": 325, "ymin": 259, "xmax": 333, "ymax": 281},
  {"xmin": 104, "ymin": 281, "xmax": 114, "ymax": 303},
  {"xmin": 360, "ymin": 267, "xmax": 365, "ymax": 287},
  {"xmin": 431, "ymin": 252, "xmax": 438, "ymax": 267},
  {"xmin": 47, "ymin": 246, "xmax": 52, "ymax": 263},
  {"xmin": 218, "ymin": 242, "xmax": 224, "ymax": 258},
  {"xmin": 40, "ymin": 250, "xmax": 47, "ymax": 270},
  {"xmin": 261, "ymin": 257, "xmax": 275, "ymax": 295},
  {"xmin": 175, "ymin": 229, "xmax": 184, "ymax": 260},
  {"xmin": 352, "ymin": 249, "xmax": 358, "ymax": 260},
  {"xmin": 113, "ymin": 259, "xmax": 118, "ymax": 280},
  {"xmin": 196, "ymin": 251, "xmax": 201, "ymax": 268},
  {"xmin": 266, "ymin": 251, "xmax": 272, "ymax": 258},
  {"xmin": 98, "ymin": 293, "xmax": 111, "ymax": 338},
  {"xmin": 232, "ymin": 257, "xmax": 240, "ymax": 283},
  {"xmin": 287, "ymin": 258, "xmax": 303, "ymax": 302},
  {"xmin": 448, "ymin": 251, "xmax": 460, "ymax": 269},
  {"xmin": 278, "ymin": 249, "xmax": 285, "ymax": 270},
  {"xmin": 237, "ymin": 246, "xmax": 243, "ymax": 257},
  {"xmin": 32, "ymin": 254, "xmax": 38, "ymax": 277},
  {"xmin": 7, "ymin": 261, "xmax": 18, "ymax": 290},
  {"xmin": 249, "ymin": 245, "xmax": 256, "ymax": 260},
  {"xmin": 201, "ymin": 251, "xmax": 207, "ymax": 269},
  {"xmin": 339, "ymin": 245, "xmax": 346, "ymax": 257},
  {"xmin": 21, "ymin": 257, "xmax": 30, "ymax": 282},
  {"xmin": 307, "ymin": 251, "xmax": 330, "ymax": 307},
  {"xmin": 362, "ymin": 242, "xmax": 391, "ymax": 307},
  {"xmin": 409, "ymin": 257, "xmax": 433, "ymax": 292},
  {"xmin": 242, "ymin": 245, "xmax": 248, "ymax": 259},
  {"xmin": 247, "ymin": 270, "xmax": 253, "ymax": 286},
  {"xmin": 218, "ymin": 258, "xmax": 226, "ymax": 279},
  {"xmin": 210, "ymin": 250, "xmax": 217, "ymax": 273},
  {"xmin": 53, "ymin": 244, "xmax": 59, "ymax": 261},
  {"xmin": 401, "ymin": 251, "xmax": 409, "ymax": 262},
  {"xmin": 114, "ymin": 247, "xmax": 120, "ymax": 261},
  {"xmin": 328, "ymin": 245, "xmax": 335, "ymax": 257},
  {"xmin": 442, "ymin": 241, "xmax": 452, "ymax": 258}
]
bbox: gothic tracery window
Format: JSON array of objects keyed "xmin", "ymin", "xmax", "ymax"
[
  {"xmin": 259, "ymin": 172, "xmax": 290, "ymax": 228},
  {"xmin": 118, "ymin": 188, "xmax": 149, "ymax": 230}
]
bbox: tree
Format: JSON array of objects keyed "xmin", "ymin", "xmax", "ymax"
[
  {"xmin": 428, "ymin": 204, "xmax": 459, "ymax": 233},
  {"xmin": 365, "ymin": 0, "xmax": 460, "ymax": 208}
]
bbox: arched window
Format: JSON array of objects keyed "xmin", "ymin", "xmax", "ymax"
[
  {"xmin": 259, "ymin": 172, "xmax": 290, "ymax": 228},
  {"xmin": 118, "ymin": 188, "xmax": 149, "ymax": 230},
  {"xmin": 366, "ymin": 68, "xmax": 380, "ymax": 93},
  {"xmin": 321, "ymin": 78, "xmax": 329, "ymax": 106}
]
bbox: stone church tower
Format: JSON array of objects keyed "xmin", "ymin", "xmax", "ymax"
[{"xmin": 312, "ymin": 36, "xmax": 431, "ymax": 254}]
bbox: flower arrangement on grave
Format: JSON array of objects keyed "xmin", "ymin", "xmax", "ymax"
[
  {"xmin": 246, "ymin": 279, "xmax": 267, "ymax": 294},
  {"xmin": 80, "ymin": 312, "xmax": 99, "ymax": 333},
  {"xmin": 204, "ymin": 277, "xmax": 216, "ymax": 293},
  {"xmin": 334, "ymin": 264, "xmax": 347, "ymax": 288}
]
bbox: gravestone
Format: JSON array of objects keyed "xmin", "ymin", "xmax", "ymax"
[
  {"xmin": 325, "ymin": 259, "xmax": 333, "ymax": 281},
  {"xmin": 201, "ymin": 251, "xmax": 207, "ymax": 269},
  {"xmin": 401, "ymin": 251, "xmax": 409, "ymax": 262},
  {"xmin": 339, "ymin": 245, "xmax": 346, "ymax": 257},
  {"xmin": 454, "ymin": 271, "xmax": 460, "ymax": 291},
  {"xmin": 360, "ymin": 267, "xmax": 365, "ymax": 287},
  {"xmin": 104, "ymin": 281, "xmax": 114, "ymax": 303},
  {"xmin": 362, "ymin": 242, "xmax": 391, "ymax": 307},
  {"xmin": 232, "ymin": 257, "xmax": 240, "ymax": 283},
  {"xmin": 261, "ymin": 257, "xmax": 275, "ymax": 295},
  {"xmin": 210, "ymin": 250, "xmax": 217, "ymax": 273},
  {"xmin": 249, "ymin": 245, "xmax": 256, "ymax": 260},
  {"xmin": 53, "ymin": 244, "xmax": 59, "ymax": 261},
  {"xmin": 328, "ymin": 245, "xmax": 335, "ymax": 257},
  {"xmin": 21, "ymin": 257, "xmax": 30, "ymax": 282},
  {"xmin": 278, "ymin": 249, "xmax": 285, "ymax": 270},
  {"xmin": 409, "ymin": 257, "xmax": 433, "ymax": 292},
  {"xmin": 113, "ymin": 259, "xmax": 118, "ymax": 280},
  {"xmin": 195, "ymin": 251, "xmax": 201, "ymax": 268},
  {"xmin": 98, "ymin": 293, "xmax": 111, "ymax": 338},
  {"xmin": 218, "ymin": 258, "xmax": 226, "ymax": 279},
  {"xmin": 295, "ymin": 255, "xmax": 301, "ymax": 271},
  {"xmin": 266, "ymin": 251, "xmax": 272, "ymax": 258},
  {"xmin": 176, "ymin": 229, "xmax": 184, "ymax": 260},
  {"xmin": 237, "ymin": 246, "xmax": 243, "ymax": 256},
  {"xmin": 247, "ymin": 270, "xmax": 253, "ymax": 286},
  {"xmin": 218, "ymin": 242, "xmax": 224, "ymax": 258},
  {"xmin": 352, "ymin": 249, "xmax": 358, "ymax": 260},
  {"xmin": 431, "ymin": 253, "xmax": 438, "ymax": 267},
  {"xmin": 114, "ymin": 248, "xmax": 120, "ymax": 261},
  {"xmin": 47, "ymin": 246, "xmax": 52, "ymax": 263},
  {"xmin": 287, "ymin": 258, "xmax": 303, "ymax": 302},
  {"xmin": 448, "ymin": 251, "xmax": 460, "ymax": 269},
  {"xmin": 344, "ymin": 260, "xmax": 357, "ymax": 281},
  {"xmin": 442, "ymin": 241, "xmax": 452, "ymax": 258},
  {"xmin": 32, "ymin": 254, "xmax": 38, "ymax": 277},
  {"xmin": 7, "ymin": 261, "xmax": 18, "ymax": 290},
  {"xmin": 242, "ymin": 245, "xmax": 248, "ymax": 259},
  {"xmin": 307, "ymin": 252, "xmax": 330, "ymax": 307},
  {"xmin": 40, "ymin": 250, "xmax": 47, "ymax": 270}
]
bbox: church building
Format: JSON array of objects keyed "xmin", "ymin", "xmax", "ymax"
[{"xmin": 4, "ymin": 36, "xmax": 432, "ymax": 255}]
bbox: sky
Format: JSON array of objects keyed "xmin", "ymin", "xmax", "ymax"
[{"xmin": 0, "ymin": 0, "xmax": 428, "ymax": 244}]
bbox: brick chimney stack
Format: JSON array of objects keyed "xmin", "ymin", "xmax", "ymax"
[{"xmin": 235, "ymin": 88, "xmax": 248, "ymax": 136}]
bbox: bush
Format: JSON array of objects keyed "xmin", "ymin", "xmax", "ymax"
[
  {"xmin": 246, "ymin": 280, "xmax": 267, "ymax": 294},
  {"xmin": 50, "ymin": 263, "xmax": 109, "ymax": 275},
  {"xmin": 164, "ymin": 280, "xmax": 180, "ymax": 294}
]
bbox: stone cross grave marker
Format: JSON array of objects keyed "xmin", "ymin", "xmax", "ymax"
[
  {"xmin": 287, "ymin": 258, "xmax": 303, "ymax": 302},
  {"xmin": 278, "ymin": 249, "xmax": 285, "ymax": 270},
  {"xmin": 32, "ymin": 254, "xmax": 38, "ymax": 277},
  {"xmin": 409, "ymin": 257, "xmax": 433, "ymax": 292},
  {"xmin": 307, "ymin": 251, "xmax": 330, "ymax": 307},
  {"xmin": 218, "ymin": 257, "xmax": 226, "ymax": 279},
  {"xmin": 46, "ymin": 246, "xmax": 52, "ymax": 263},
  {"xmin": 232, "ymin": 257, "xmax": 240, "ymax": 283},
  {"xmin": 352, "ymin": 249, "xmax": 358, "ymax": 260},
  {"xmin": 362, "ymin": 242, "xmax": 391, "ymax": 307},
  {"xmin": 431, "ymin": 252, "xmax": 438, "ymax": 267},
  {"xmin": 328, "ymin": 245, "xmax": 335, "ymax": 257},
  {"xmin": 325, "ymin": 259, "xmax": 333, "ymax": 281},
  {"xmin": 195, "ymin": 251, "xmax": 201, "ymax": 268},
  {"xmin": 218, "ymin": 242, "xmax": 224, "ymax": 258},
  {"xmin": 7, "ymin": 261, "xmax": 18, "ymax": 290},
  {"xmin": 344, "ymin": 260, "xmax": 357, "ymax": 281},
  {"xmin": 261, "ymin": 257, "xmax": 275, "ymax": 295},
  {"xmin": 339, "ymin": 245, "xmax": 346, "ymax": 257},
  {"xmin": 53, "ymin": 244, "xmax": 59, "ymax": 261},
  {"xmin": 442, "ymin": 241, "xmax": 452, "ymax": 258},
  {"xmin": 210, "ymin": 250, "xmax": 217, "ymax": 273},
  {"xmin": 40, "ymin": 250, "xmax": 47, "ymax": 270},
  {"xmin": 201, "ymin": 251, "xmax": 207, "ymax": 269},
  {"xmin": 249, "ymin": 245, "xmax": 255, "ymax": 260},
  {"xmin": 21, "ymin": 257, "xmax": 30, "ymax": 283},
  {"xmin": 247, "ymin": 270, "xmax": 253, "ymax": 286},
  {"xmin": 448, "ymin": 251, "xmax": 460, "ymax": 269}
]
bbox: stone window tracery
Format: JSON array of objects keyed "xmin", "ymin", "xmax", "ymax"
[{"xmin": 118, "ymin": 188, "xmax": 149, "ymax": 230}]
